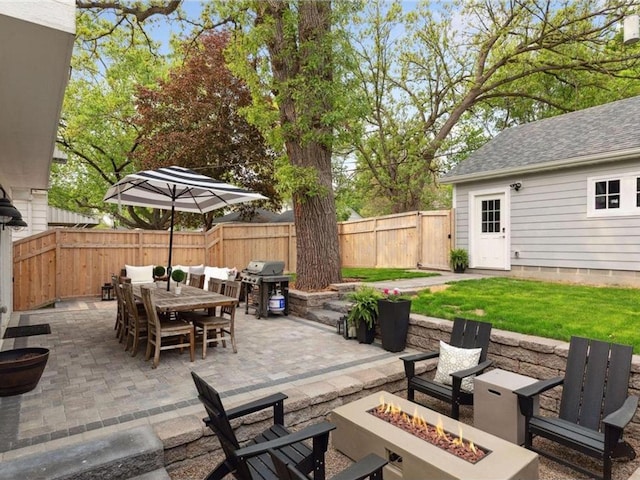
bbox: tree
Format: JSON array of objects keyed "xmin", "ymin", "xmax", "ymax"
[
  {"xmin": 132, "ymin": 31, "xmax": 282, "ymax": 230},
  {"xmin": 348, "ymin": 0, "xmax": 640, "ymax": 215},
  {"xmin": 217, "ymin": 1, "xmax": 364, "ymax": 290},
  {"xmin": 52, "ymin": 11, "xmax": 169, "ymax": 229}
]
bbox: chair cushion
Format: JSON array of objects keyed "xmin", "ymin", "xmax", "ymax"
[
  {"xmin": 189, "ymin": 264, "xmax": 205, "ymax": 276},
  {"xmin": 125, "ymin": 265, "xmax": 154, "ymax": 284},
  {"xmin": 433, "ymin": 341, "xmax": 482, "ymax": 392},
  {"xmin": 204, "ymin": 266, "xmax": 231, "ymax": 288}
]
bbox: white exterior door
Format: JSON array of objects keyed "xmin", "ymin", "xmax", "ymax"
[{"xmin": 470, "ymin": 191, "xmax": 509, "ymax": 270}]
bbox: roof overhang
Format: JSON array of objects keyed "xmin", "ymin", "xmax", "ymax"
[
  {"xmin": 0, "ymin": 1, "xmax": 75, "ymax": 191},
  {"xmin": 440, "ymin": 147, "xmax": 640, "ymax": 185}
]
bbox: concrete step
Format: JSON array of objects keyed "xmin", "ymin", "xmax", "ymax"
[
  {"xmin": 0, "ymin": 425, "xmax": 164, "ymax": 480},
  {"xmin": 306, "ymin": 308, "xmax": 345, "ymax": 328}
]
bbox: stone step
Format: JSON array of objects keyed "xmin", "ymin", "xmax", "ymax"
[
  {"xmin": 129, "ymin": 468, "xmax": 172, "ymax": 480},
  {"xmin": 322, "ymin": 298, "xmax": 352, "ymax": 313},
  {"xmin": 305, "ymin": 307, "xmax": 345, "ymax": 328},
  {"xmin": 0, "ymin": 425, "xmax": 164, "ymax": 480}
]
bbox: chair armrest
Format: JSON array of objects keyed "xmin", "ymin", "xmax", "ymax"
[
  {"xmin": 226, "ymin": 392, "xmax": 288, "ymax": 424},
  {"xmin": 401, "ymin": 351, "xmax": 439, "ymax": 377},
  {"xmin": 451, "ymin": 360, "xmax": 493, "ymax": 381},
  {"xmin": 604, "ymin": 395, "xmax": 639, "ymax": 430},
  {"xmin": 513, "ymin": 376, "xmax": 563, "ymax": 399},
  {"xmin": 235, "ymin": 421, "xmax": 336, "ymax": 460},
  {"xmin": 330, "ymin": 453, "xmax": 388, "ymax": 480},
  {"xmin": 514, "ymin": 376, "xmax": 563, "ymax": 418}
]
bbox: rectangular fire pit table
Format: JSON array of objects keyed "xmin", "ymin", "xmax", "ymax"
[{"xmin": 330, "ymin": 391, "xmax": 538, "ymax": 480}]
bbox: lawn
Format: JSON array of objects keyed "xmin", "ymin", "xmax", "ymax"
[
  {"xmin": 411, "ymin": 277, "xmax": 640, "ymax": 352},
  {"xmin": 289, "ymin": 268, "xmax": 440, "ymax": 284}
]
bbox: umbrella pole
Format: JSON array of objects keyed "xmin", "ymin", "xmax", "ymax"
[{"xmin": 167, "ymin": 201, "xmax": 176, "ymax": 291}]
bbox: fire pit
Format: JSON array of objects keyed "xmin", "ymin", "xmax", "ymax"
[
  {"xmin": 369, "ymin": 397, "xmax": 488, "ymax": 464},
  {"xmin": 330, "ymin": 391, "xmax": 538, "ymax": 480}
]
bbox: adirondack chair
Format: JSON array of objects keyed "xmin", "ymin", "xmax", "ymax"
[
  {"xmin": 514, "ymin": 336, "xmax": 638, "ymax": 480},
  {"xmin": 400, "ymin": 317, "xmax": 493, "ymax": 419},
  {"xmin": 191, "ymin": 372, "xmax": 335, "ymax": 480},
  {"xmin": 268, "ymin": 450, "xmax": 387, "ymax": 480}
]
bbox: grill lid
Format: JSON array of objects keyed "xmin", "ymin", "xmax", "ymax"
[{"xmin": 244, "ymin": 260, "xmax": 285, "ymax": 276}]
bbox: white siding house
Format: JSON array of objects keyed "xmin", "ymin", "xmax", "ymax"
[
  {"xmin": 0, "ymin": 1, "xmax": 75, "ymax": 345},
  {"xmin": 441, "ymin": 96, "xmax": 640, "ymax": 287}
]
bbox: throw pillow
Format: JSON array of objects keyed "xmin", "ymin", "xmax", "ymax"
[
  {"xmin": 125, "ymin": 265, "xmax": 154, "ymax": 284},
  {"xmin": 433, "ymin": 341, "xmax": 482, "ymax": 392}
]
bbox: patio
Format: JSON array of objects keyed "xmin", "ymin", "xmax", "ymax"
[{"xmin": 1, "ymin": 287, "xmax": 640, "ymax": 480}]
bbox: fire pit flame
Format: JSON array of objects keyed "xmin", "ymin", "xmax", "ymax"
[{"xmin": 370, "ymin": 396, "xmax": 488, "ymax": 464}]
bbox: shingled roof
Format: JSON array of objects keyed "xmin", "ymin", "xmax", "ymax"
[{"xmin": 442, "ymin": 95, "xmax": 640, "ymax": 183}]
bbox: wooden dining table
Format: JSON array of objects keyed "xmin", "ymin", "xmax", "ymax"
[{"xmin": 132, "ymin": 282, "xmax": 237, "ymax": 314}]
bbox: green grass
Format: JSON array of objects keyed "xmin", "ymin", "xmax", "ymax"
[
  {"xmin": 341, "ymin": 268, "xmax": 440, "ymax": 282},
  {"xmin": 411, "ymin": 277, "xmax": 640, "ymax": 352},
  {"xmin": 289, "ymin": 268, "xmax": 440, "ymax": 283}
]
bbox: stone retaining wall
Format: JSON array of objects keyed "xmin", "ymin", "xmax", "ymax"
[
  {"xmin": 406, "ymin": 314, "xmax": 640, "ymax": 438},
  {"xmin": 156, "ymin": 312, "xmax": 640, "ymax": 474}
]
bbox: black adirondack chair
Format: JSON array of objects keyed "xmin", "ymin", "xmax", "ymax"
[
  {"xmin": 268, "ymin": 450, "xmax": 387, "ymax": 480},
  {"xmin": 514, "ymin": 336, "xmax": 638, "ymax": 480},
  {"xmin": 400, "ymin": 317, "xmax": 493, "ymax": 419},
  {"xmin": 191, "ymin": 372, "xmax": 335, "ymax": 480}
]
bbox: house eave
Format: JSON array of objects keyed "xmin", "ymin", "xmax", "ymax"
[{"xmin": 440, "ymin": 147, "xmax": 640, "ymax": 185}]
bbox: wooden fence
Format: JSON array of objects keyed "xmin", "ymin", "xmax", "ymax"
[{"xmin": 12, "ymin": 210, "xmax": 452, "ymax": 311}]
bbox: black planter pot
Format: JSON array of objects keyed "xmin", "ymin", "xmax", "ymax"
[
  {"xmin": 453, "ymin": 265, "xmax": 466, "ymax": 273},
  {"xmin": 0, "ymin": 347, "xmax": 49, "ymax": 396},
  {"xmin": 356, "ymin": 321, "xmax": 376, "ymax": 344},
  {"xmin": 378, "ymin": 299, "xmax": 411, "ymax": 352}
]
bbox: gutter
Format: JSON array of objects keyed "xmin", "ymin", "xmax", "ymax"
[{"xmin": 440, "ymin": 147, "xmax": 640, "ymax": 184}]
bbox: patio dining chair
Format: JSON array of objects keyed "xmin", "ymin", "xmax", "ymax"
[
  {"xmin": 122, "ymin": 282, "xmax": 148, "ymax": 357},
  {"xmin": 112, "ymin": 275, "xmax": 126, "ymax": 341},
  {"xmin": 400, "ymin": 317, "xmax": 492, "ymax": 419},
  {"xmin": 192, "ymin": 280, "xmax": 240, "ymax": 358},
  {"xmin": 140, "ymin": 286, "xmax": 195, "ymax": 368},
  {"xmin": 188, "ymin": 273, "xmax": 205, "ymax": 289}
]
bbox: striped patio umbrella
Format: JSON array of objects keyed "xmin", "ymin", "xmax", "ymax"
[{"xmin": 103, "ymin": 166, "xmax": 266, "ymax": 290}]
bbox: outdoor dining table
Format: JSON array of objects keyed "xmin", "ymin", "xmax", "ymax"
[{"xmin": 132, "ymin": 282, "xmax": 237, "ymax": 314}]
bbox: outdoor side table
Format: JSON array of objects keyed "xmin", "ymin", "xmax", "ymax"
[{"xmin": 474, "ymin": 368, "xmax": 539, "ymax": 445}]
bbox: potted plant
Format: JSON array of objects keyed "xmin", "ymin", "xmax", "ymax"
[
  {"xmin": 377, "ymin": 288, "xmax": 412, "ymax": 352},
  {"xmin": 153, "ymin": 265, "xmax": 166, "ymax": 281},
  {"xmin": 450, "ymin": 248, "xmax": 469, "ymax": 273},
  {"xmin": 171, "ymin": 268, "xmax": 186, "ymax": 294},
  {"xmin": 346, "ymin": 286, "xmax": 381, "ymax": 344}
]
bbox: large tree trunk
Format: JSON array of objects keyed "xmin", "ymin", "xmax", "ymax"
[{"xmin": 265, "ymin": 0, "xmax": 342, "ymax": 291}]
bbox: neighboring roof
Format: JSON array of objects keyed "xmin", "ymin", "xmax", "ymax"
[
  {"xmin": 48, "ymin": 207, "xmax": 99, "ymax": 227},
  {"xmin": 442, "ymin": 95, "xmax": 640, "ymax": 183},
  {"xmin": 211, "ymin": 208, "xmax": 281, "ymax": 224}
]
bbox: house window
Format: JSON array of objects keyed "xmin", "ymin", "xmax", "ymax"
[
  {"xmin": 481, "ymin": 199, "xmax": 500, "ymax": 233},
  {"xmin": 594, "ymin": 179, "xmax": 620, "ymax": 210},
  {"xmin": 588, "ymin": 174, "xmax": 640, "ymax": 217}
]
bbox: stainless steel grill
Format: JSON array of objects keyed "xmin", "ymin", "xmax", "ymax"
[{"xmin": 240, "ymin": 260, "xmax": 291, "ymax": 318}]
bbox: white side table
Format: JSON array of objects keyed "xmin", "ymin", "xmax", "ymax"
[{"xmin": 474, "ymin": 368, "xmax": 539, "ymax": 445}]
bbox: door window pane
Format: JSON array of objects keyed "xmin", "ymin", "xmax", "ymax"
[{"xmin": 481, "ymin": 199, "xmax": 500, "ymax": 233}]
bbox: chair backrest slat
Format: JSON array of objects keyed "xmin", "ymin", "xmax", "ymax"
[
  {"xmin": 580, "ymin": 340, "xmax": 610, "ymax": 429},
  {"xmin": 560, "ymin": 337, "xmax": 633, "ymax": 431},
  {"xmin": 188, "ymin": 273, "xmax": 205, "ymax": 289},
  {"xmin": 450, "ymin": 318, "xmax": 492, "ymax": 362},
  {"xmin": 208, "ymin": 278, "xmax": 225, "ymax": 294},
  {"xmin": 221, "ymin": 281, "xmax": 241, "ymax": 316},
  {"xmin": 604, "ymin": 343, "xmax": 633, "ymax": 417}
]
